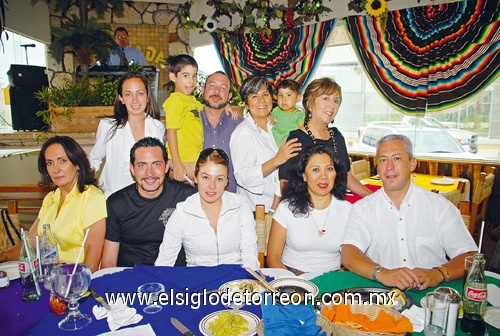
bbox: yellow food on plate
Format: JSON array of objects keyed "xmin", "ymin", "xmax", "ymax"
[
  {"xmin": 387, "ymin": 288, "xmax": 406, "ymax": 308},
  {"xmin": 208, "ymin": 311, "xmax": 249, "ymax": 336}
]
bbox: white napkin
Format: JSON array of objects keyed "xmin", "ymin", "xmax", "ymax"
[
  {"xmin": 92, "ymin": 297, "xmax": 143, "ymax": 331},
  {"xmin": 402, "ymin": 305, "xmax": 425, "ymax": 332},
  {"xmin": 488, "ymin": 284, "xmax": 500, "ymax": 306},
  {"xmin": 97, "ymin": 323, "xmax": 156, "ymax": 336}
]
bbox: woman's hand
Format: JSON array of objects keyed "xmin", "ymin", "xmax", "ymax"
[{"xmin": 275, "ymin": 138, "xmax": 301, "ymax": 166}]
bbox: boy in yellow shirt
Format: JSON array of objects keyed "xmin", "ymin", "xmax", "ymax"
[{"xmin": 163, "ymin": 54, "xmax": 203, "ymax": 182}]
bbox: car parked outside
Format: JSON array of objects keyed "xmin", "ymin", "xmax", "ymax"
[
  {"xmin": 358, "ymin": 122, "xmax": 482, "ymax": 160},
  {"xmin": 401, "ymin": 116, "xmax": 478, "ymax": 153}
]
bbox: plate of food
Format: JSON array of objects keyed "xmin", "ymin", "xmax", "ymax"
[
  {"xmin": 0, "ymin": 261, "xmax": 19, "ymax": 280},
  {"xmin": 219, "ymin": 280, "xmax": 265, "ymax": 309},
  {"xmin": 199, "ymin": 310, "xmax": 259, "ymax": 336},
  {"xmin": 485, "ymin": 307, "xmax": 500, "ymax": 329},
  {"xmin": 317, "ymin": 287, "xmax": 416, "ymax": 313},
  {"xmin": 430, "ymin": 178, "xmax": 456, "ymax": 185},
  {"xmin": 269, "ymin": 278, "xmax": 319, "ymax": 304},
  {"xmin": 219, "ymin": 279, "xmax": 265, "ymax": 295}
]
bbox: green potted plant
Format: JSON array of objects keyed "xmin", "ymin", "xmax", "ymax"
[
  {"xmin": 35, "ymin": 76, "xmax": 118, "ymax": 132},
  {"xmin": 35, "ymin": 0, "xmax": 124, "ymax": 81}
]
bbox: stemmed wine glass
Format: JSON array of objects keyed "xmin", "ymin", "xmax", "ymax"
[
  {"xmin": 51, "ymin": 263, "xmax": 92, "ymax": 331},
  {"xmin": 137, "ymin": 282, "xmax": 165, "ymax": 314}
]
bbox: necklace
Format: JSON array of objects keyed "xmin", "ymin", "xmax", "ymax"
[
  {"xmin": 304, "ymin": 120, "xmax": 338, "ymax": 153},
  {"xmin": 310, "ymin": 201, "xmax": 332, "ymax": 237}
]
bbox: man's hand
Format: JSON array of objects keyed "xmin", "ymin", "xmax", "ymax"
[
  {"xmin": 412, "ymin": 268, "xmax": 444, "ymax": 290},
  {"xmin": 377, "ymin": 267, "xmax": 422, "ymax": 290}
]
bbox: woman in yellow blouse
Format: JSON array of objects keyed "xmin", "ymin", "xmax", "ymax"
[{"xmin": 1, "ymin": 136, "xmax": 107, "ymax": 272}]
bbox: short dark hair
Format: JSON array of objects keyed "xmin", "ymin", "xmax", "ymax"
[
  {"xmin": 167, "ymin": 54, "xmax": 198, "ymax": 75},
  {"xmin": 282, "ymin": 145, "xmax": 347, "ymax": 215},
  {"xmin": 204, "ymin": 71, "xmax": 231, "ymax": 88},
  {"xmin": 276, "ymin": 79, "xmax": 302, "ymax": 94},
  {"xmin": 114, "ymin": 27, "xmax": 128, "ymax": 37},
  {"xmin": 130, "ymin": 137, "xmax": 167, "ymax": 164},
  {"xmin": 38, "ymin": 136, "xmax": 98, "ymax": 192},
  {"xmin": 239, "ymin": 76, "xmax": 274, "ymax": 105}
]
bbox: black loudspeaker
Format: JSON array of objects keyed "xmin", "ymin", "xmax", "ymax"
[
  {"xmin": 8, "ymin": 65, "xmax": 49, "ymax": 87},
  {"xmin": 9, "ymin": 86, "xmax": 46, "ymax": 131}
]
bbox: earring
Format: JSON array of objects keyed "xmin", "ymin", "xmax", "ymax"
[{"xmin": 308, "ymin": 112, "xmax": 312, "ymax": 118}]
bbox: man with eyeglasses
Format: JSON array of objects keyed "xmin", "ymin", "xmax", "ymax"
[
  {"xmin": 101, "ymin": 137, "xmax": 195, "ymax": 268},
  {"xmin": 108, "ymin": 27, "xmax": 147, "ymax": 66},
  {"xmin": 201, "ymin": 71, "xmax": 243, "ymax": 192}
]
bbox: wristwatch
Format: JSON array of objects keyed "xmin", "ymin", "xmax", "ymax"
[{"xmin": 372, "ymin": 265, "xmax": 384, "ymax": 282}]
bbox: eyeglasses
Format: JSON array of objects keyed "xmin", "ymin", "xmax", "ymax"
[
  {"xmin": 116, "ymin": 35, "xmax": 128, "ymax": 39},
  {"xmin": 198, "ymin": 148, "xmax": 230, "ymax": 163}
]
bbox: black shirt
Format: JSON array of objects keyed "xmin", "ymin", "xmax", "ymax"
[
  {"xmin": 106, "ymin": 180, "xmax": 196, "ymax": 267},
  {"xmin": 279, "ymin": 128, "xmax": 350, "ymax": 180}
]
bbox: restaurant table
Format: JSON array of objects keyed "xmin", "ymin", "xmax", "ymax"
[
  {"xmin": 2, "ymin": 264, "xmax": 499, "ymax": 335},
  {"xmin": 361, "ymin": 174, "xmax": 470, "ymax": 200}
]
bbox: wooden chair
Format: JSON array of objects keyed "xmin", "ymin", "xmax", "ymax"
[
  {"xmin": 0, "ymin": 200, "xmax": 21, "ymax": 253},
  {"xmin": 351, "ymin": 158, "xmax": 371, "ymax": 181},
  {"xmin": 255, "ymin": 204, "xmax": 272, "ymax": 268},
  {"xmin": 441, "ymin": 189, "xmax": 461, "ymax": 207},
  {"xmin": 465, "ymin": 170, "xmax": 495, "ymax": 235}
]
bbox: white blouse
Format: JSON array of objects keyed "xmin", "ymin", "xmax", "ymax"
[
  {"xmin": 155, "ymin": 192, "xmax": 259, "ymax": 269},
  {"xmin": 229, "ymin": 116, "xmax": 280, "ymax": 212},
  {"xmin": 89, "ymin": 115, "xmax": 165, "ymax": 198}
]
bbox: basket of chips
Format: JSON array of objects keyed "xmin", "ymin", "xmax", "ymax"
[{"xmin": 321, "ymin": 303, "xmax": 413, "ymax": 336}]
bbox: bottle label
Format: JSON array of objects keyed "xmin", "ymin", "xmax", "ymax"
[
  {"xmin": 19, "ymin": 261, "xmax": 27, "ymax": 274},
  {"xmin": 42, "ymin": 247, "xmax": 58, "ymax": 260},
  {"xmin": 18, "ymin": 259, "xmax": 39, "ymax": 274},
  {"xmin": 465, "ymin": 286, "xmax": 488, "ymax": 301}
]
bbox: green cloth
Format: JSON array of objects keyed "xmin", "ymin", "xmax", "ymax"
[
  {"xmin": 310, "ymin": 271, "xmax": 500, "ymax": 335},
  {"xmin": 271, "ymin": 106, "xmax": 305, "ymax": 146}
]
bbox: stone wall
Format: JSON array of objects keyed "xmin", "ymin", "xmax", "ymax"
[{"xmin": 47, "ymin": 1, "xmax": 190, "ymax": 107}]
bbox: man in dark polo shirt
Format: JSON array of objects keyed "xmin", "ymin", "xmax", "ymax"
[{"xmin": 101, "ymin": 137, "xmax": 195, "ymax": 267}]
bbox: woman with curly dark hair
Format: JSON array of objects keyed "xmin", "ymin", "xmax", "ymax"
[{"xmin": 267, "ymin": 145, "xmax": 351, "ymax": 275}]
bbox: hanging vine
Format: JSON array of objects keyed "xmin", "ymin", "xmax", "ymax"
[{"xmin": 180, "ymin": 0, "xmax": 332, "ymax": 37}]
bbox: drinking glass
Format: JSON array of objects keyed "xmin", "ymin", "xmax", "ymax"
[
  {"xmin": 137, "ymin": 282, "xmax": 164, "ymax": 314},
  {"xmin": 423, "ymin": 292, "xmax": 449, "ymax": 336},
  {"xmin": 51, "ymin": 263, "xmax": 92, "ymax": 331}
]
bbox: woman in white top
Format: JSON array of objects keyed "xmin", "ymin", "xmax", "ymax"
[
  {"xmin": 155, "ymin": 148, "xmax": 259, "ymax": 268},
  {"xmin": 267, "ymin": 145, "xmax": 352, "ymax": 275},
  {"xmin": 229, "ymin": 76, "xmax": 301, "ymax": 212},
  {"xmin": 89, "ymin": 72, "xmax": 165, "ymax": 197}
]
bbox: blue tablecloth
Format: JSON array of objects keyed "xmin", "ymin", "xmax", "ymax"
[{"xmin": 19, "ymin": 264, "xmax": 266, "ymax": 335}]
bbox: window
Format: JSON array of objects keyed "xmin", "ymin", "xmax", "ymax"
[{"xmin": 0, "ymin": 30, "xmax": 47, "ymax": 128}]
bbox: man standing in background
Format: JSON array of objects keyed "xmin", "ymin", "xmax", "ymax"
[{"xmin": 108, "ymin": 27, "xmax": 147, "ymax": 66}]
